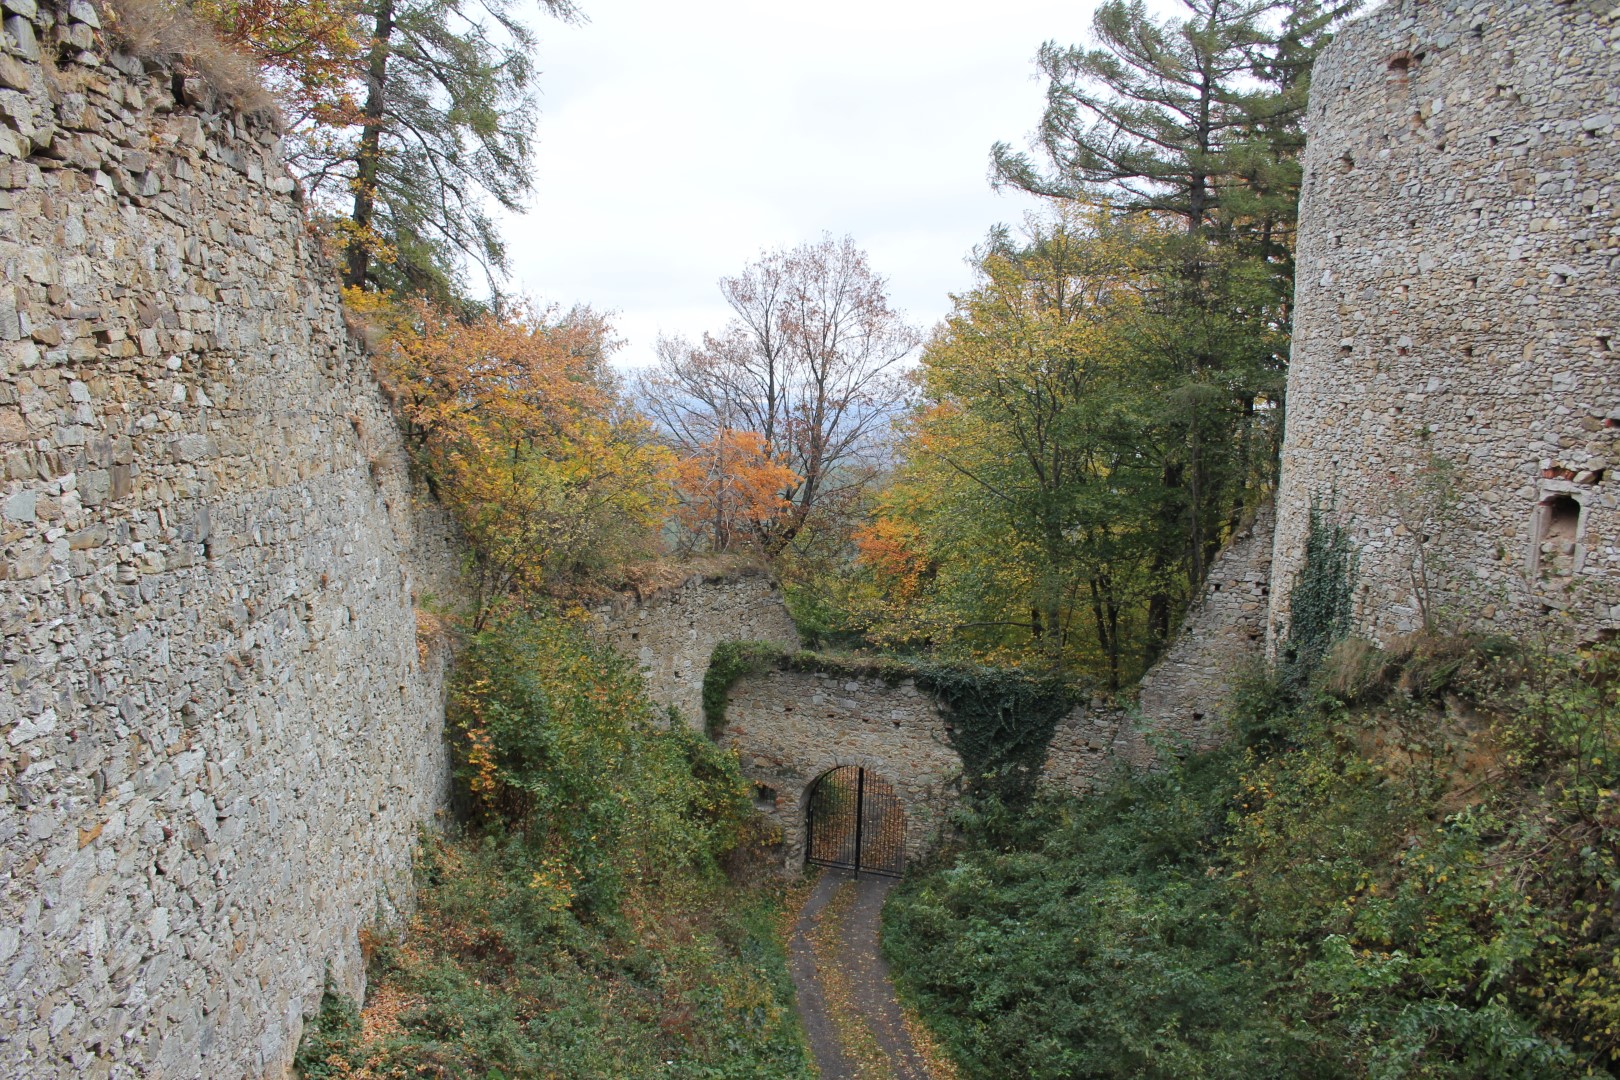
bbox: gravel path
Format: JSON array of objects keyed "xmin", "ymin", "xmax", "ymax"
[{"xmin": 789, "ymin": 869, "xmax": 933, "ymax": 1079}]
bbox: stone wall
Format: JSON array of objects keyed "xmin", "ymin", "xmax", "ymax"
[
  {"xmin": 1270, "ymin": 0, "xmax": 1620, "ymax": 647},
  {"xmin": 718, "ymin": 505, "xmax": 1279, "ymax": 870},
  {"xmin": 0, "ymin": 5, "xmax": 462, "ymax": 1076},
  {"xmin": 1135, "ymin": 501, "xmax": 1274, "ymax": 739},
  {"xmin": 716, "ymin": 668, "xmax": 959, "ymax": 872},
  {"xmin": 590, "ymin": 567, "xmax": 800, "ymax": 726}
]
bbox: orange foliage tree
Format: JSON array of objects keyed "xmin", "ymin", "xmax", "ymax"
[
  {"xmin": 673, "ymin": 429, "xmax": 800, "ymax": 553},
  {"xmin": 378, "ymin": 300, "xmax": 674, "ymax": 625},
  {"xmin": 851, "ymin": 516, "xmax": 931, "ymax": 603}
]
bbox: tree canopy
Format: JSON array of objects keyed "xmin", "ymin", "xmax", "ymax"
[{"xmin": 640, "ymin": 235, "xmax": 919, "ymax": 556}]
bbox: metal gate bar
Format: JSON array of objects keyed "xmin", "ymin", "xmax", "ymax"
[{"xmin": 806, "ymin": 766, "xmax": 903, "ymax": 877}]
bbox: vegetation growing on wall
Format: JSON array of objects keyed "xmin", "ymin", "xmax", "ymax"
[
  {"xmin": 295, "ymin": 613, "xmax": 812, "ymax": 1076},
  {"xmin": 915, "ymin": 661, "xmax": 1075, "ymax": 808},
  {"xmin": 885, "ymin": 638, "xmax": 1620, "ymax": 1078},
  {"xmin": 702, "ymin": 640, "xmax": 794, "ymax": 739},
  {"xmin": 1284, "ymin": 503, "xmax": 1357, "ymax": 673},
  {"xmin": 374, "ymin": 298, "xmax": 674, "ymax": 627}
]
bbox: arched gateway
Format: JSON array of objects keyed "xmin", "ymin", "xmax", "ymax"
[
  {"xmin": 805, "ymin": 766, "xmax": 906, "ymax": 877},
  {"xmin": 717, "ymin": 668, "xmax": 962, "ymax": 872}
]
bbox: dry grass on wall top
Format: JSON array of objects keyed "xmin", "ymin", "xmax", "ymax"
[{"xmin": 95, "ymin": 0, "xmax": 277, "ymax": 117}]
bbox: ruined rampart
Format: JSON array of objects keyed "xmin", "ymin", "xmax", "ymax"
[
  {"xmin": 1271, "ymin": 0, "xmax": 1620, "ymax": 646},
  {"xmin": 719, "ymin": 668, "xmax": 958, "ymax": 870},
  {"xmin": 716, "ymin": 503, "xmax": 1278, "ymax": 869},
  {"xmin": 0, "ymin": 4, "xmax": 463, "ymax": 1075},
  {"xmin": 590, "ymin": 567, "xmax": 800, "ymax": 726}
]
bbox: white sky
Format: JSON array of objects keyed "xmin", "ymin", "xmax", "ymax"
[{"xmin": 501, "ymin": 0, "xmax": 1109, "ymax": 368}]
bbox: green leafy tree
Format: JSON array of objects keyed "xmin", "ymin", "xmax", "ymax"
[
  {"xmin": 992, "ymin": 1, "xmax": 1355, "ymax": 592},
  {"xmin": 863, "ymin": 210, "xmax": 1180, "ymax": 685}
]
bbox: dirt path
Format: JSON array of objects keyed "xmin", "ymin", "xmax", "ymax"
[{"xmin": 789, "ymin": 869, "xmax": 935, "ymax": 1079}]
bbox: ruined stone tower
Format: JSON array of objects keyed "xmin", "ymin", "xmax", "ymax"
[{"xmin": 1269, "ymin": 0, "xmax": 1620, "ymax": 647}]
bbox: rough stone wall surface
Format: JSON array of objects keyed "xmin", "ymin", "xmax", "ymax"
[
  {"xmin": 718, "ymin": 506, "xmax": 1279, "ymax": 867},
  {"xmin": 717, "ymin": 670, "xmax": 959, "ymax": 872},
  {"xmin": 1270, "ymin": 0, "xmax": 1620, "ymax": 648},
  {"xmin": 0, "ymin": 6, "xmax": 462, "ymax": 1077},
  {"xmin": 1134, "ymin": 501, "xmax": 1274, "ymax": 743},
  {"xmin": 590, "ymin": 569, "xmax": 800, "ymax": 727},
  {"xmin": 1045, "ymin": 503, "xmax": 1274, "ymax": 792}
]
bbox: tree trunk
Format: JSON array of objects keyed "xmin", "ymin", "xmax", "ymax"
[{"xmin": 345, "ymin": 0, "xmax": 395, "ymax": 290}]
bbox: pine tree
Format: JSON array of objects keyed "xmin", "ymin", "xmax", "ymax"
[
  {"xmin": 277, "ymin": 0, "xmax": 578, "ymax": 300},
  {"xmin": 991, "ymin": 0, "xmax": 1356, "ymax": 613},
  {"xmin": 992, "ymin": 0, "xmax": 1356, "ymax": 241}
]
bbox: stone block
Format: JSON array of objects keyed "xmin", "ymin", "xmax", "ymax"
[{"xmin": 3, "ymin": 15, "xmax": 39, "ymax": 62}]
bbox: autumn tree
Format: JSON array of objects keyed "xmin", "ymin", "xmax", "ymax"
[
  {"xmin": 991, "ymin": 0, "xmax": 1350, "ymax": 596},
  {"xmin": 378, "ymin": 300, "xmax": 673, "ymax": 626},
  {"xmin": 856, "ymin": 211, "xmax": 1184, "ymax": 685},
  {"xmin": 190, "ymin": 0, "xmax": 365, "ymax": 127},
  {"xmin": 639, "ymin": 235, "xmax": 919, "ymax": 557},
  {"xmin": 672, "ymin": 428, "xmax": 800, "ymax": 554},
  {"xmin": 193, "ymin": 0, "xmax": 577, "ymax": 300}
]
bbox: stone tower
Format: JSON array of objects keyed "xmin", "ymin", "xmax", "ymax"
[{"xmin": 1269, "ymin": 0, "xmax": 1620, "ymax": 647}]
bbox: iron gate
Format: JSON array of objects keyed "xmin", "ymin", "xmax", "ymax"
[{"xmin": 806, "ymin": 766, "xmax": 904, "ymax": 877}]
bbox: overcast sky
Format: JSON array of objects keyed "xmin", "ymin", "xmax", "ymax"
[{"xmin": 500, "ymin": 0, "xmax": 1108, "ymax": 368}]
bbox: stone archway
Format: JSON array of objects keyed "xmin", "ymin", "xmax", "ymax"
[
  {"xmin": 715, "ymin": 665, "xmax": 963, "ymax": 871},
  {"xmin": 805, "ymin": 765, "xmax": 906, "ymax": 877}
]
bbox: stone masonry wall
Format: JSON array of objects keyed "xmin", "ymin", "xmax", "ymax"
[
  {"xmin": 0, "ymin": 5, "xmax": 463, "ymax": 1076},
  {"xmin": 718, "ymin": 505, "xmax": 1279, "ymax": 869},
  {"xmin": 1045, "ymin": 503, "xmax": 1274, "ymax": 787},
  {"xmin": 590, "ymin": 567, "xmax": 800, "ymax": 727},
  {"xmin": 717, "ymin": 669, "xmax": 959, "ymax": 872},
  {"xmin": 1134, "ymin": 502, "xmax": 1274, "ymax": 739},
  {"xmin": 1271, "ymin": 0, "xmax": 1620, "ymax": 647}
]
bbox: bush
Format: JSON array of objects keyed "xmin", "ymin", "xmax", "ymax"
[
  {"xmin": 886, "ymin": 640, "xmax": 1620, "ymax": 1078},
  {"xmin": 297, "ymin": 611, "xmax": 811, "ymax": 1077}
]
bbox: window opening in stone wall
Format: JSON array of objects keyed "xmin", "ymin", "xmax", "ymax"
[
  {"xmin": 752, "ymin": 784, "xmax": 777, "ymax": 811},
  {"xmin": 1537, "ymin": 495, "xmax": 1581, "ymax": 577}
]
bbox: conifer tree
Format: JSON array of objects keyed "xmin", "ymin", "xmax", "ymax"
[
  {"xmin": 330, "ymin": 0, "xmax": 577, "ymax": 299},
  {"xmin": 992, "ymin": 0, "xmax": 1356, "ymax": 608}
]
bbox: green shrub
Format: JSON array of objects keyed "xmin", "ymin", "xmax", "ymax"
[
  {"xmin": 295, "ymin": 612, "xmax": 811, "ymax": 1078},
  {"xmin": 886, "ymin": 640, "xmax": 1620, "ymax": 1078},
  {"xmin": 290, "ymin": 986, "xmax": 361, "ymax": 1080}
]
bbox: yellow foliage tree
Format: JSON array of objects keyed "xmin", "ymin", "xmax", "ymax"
[{"xmin": 378, "ymin": 299, "xmax": 674, "ymax": 625}]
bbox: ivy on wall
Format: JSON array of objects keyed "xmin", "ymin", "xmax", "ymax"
[
  {"xmin": 1285, "ymin": 503, "xmax": 1358, "ymax": 675},
  {"xmin": 702, "ymin": 641, "xmax": 787, "ymax": 738},
  {"xmin": 915, "ymin": 661, "xmax": 1074, "ymax": 808}
]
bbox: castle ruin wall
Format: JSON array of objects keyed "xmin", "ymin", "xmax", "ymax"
[
  {"xmin": 1270, "ymin": 0, "xmax": 1620, "ymax": 647},
  {"xmin": 717, "ymin": 669, "xmax": 959, "ymax": 872},
  {"xmin": 590, "ymin": 568, "xmax": 800, "ymax": 727},
  {"xmin": 0, "ymin": 5, "xmax": 463, "ymax": 1075}
]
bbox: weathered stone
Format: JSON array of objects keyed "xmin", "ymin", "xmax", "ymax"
[
  {"xmin": 1269, "ymin": 0, "xmax": 1620, "ymax": 648},
  {"xmin": 590, "ymin": 568, "xmax": 800, "ymax": 727},
  {"xmin": 3, "ymin": 15, "xmax": 39, "ymax": 62},
  {"xmin": 0, "ymin": 5, "xmax": 469, "ymax": 1076}
]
